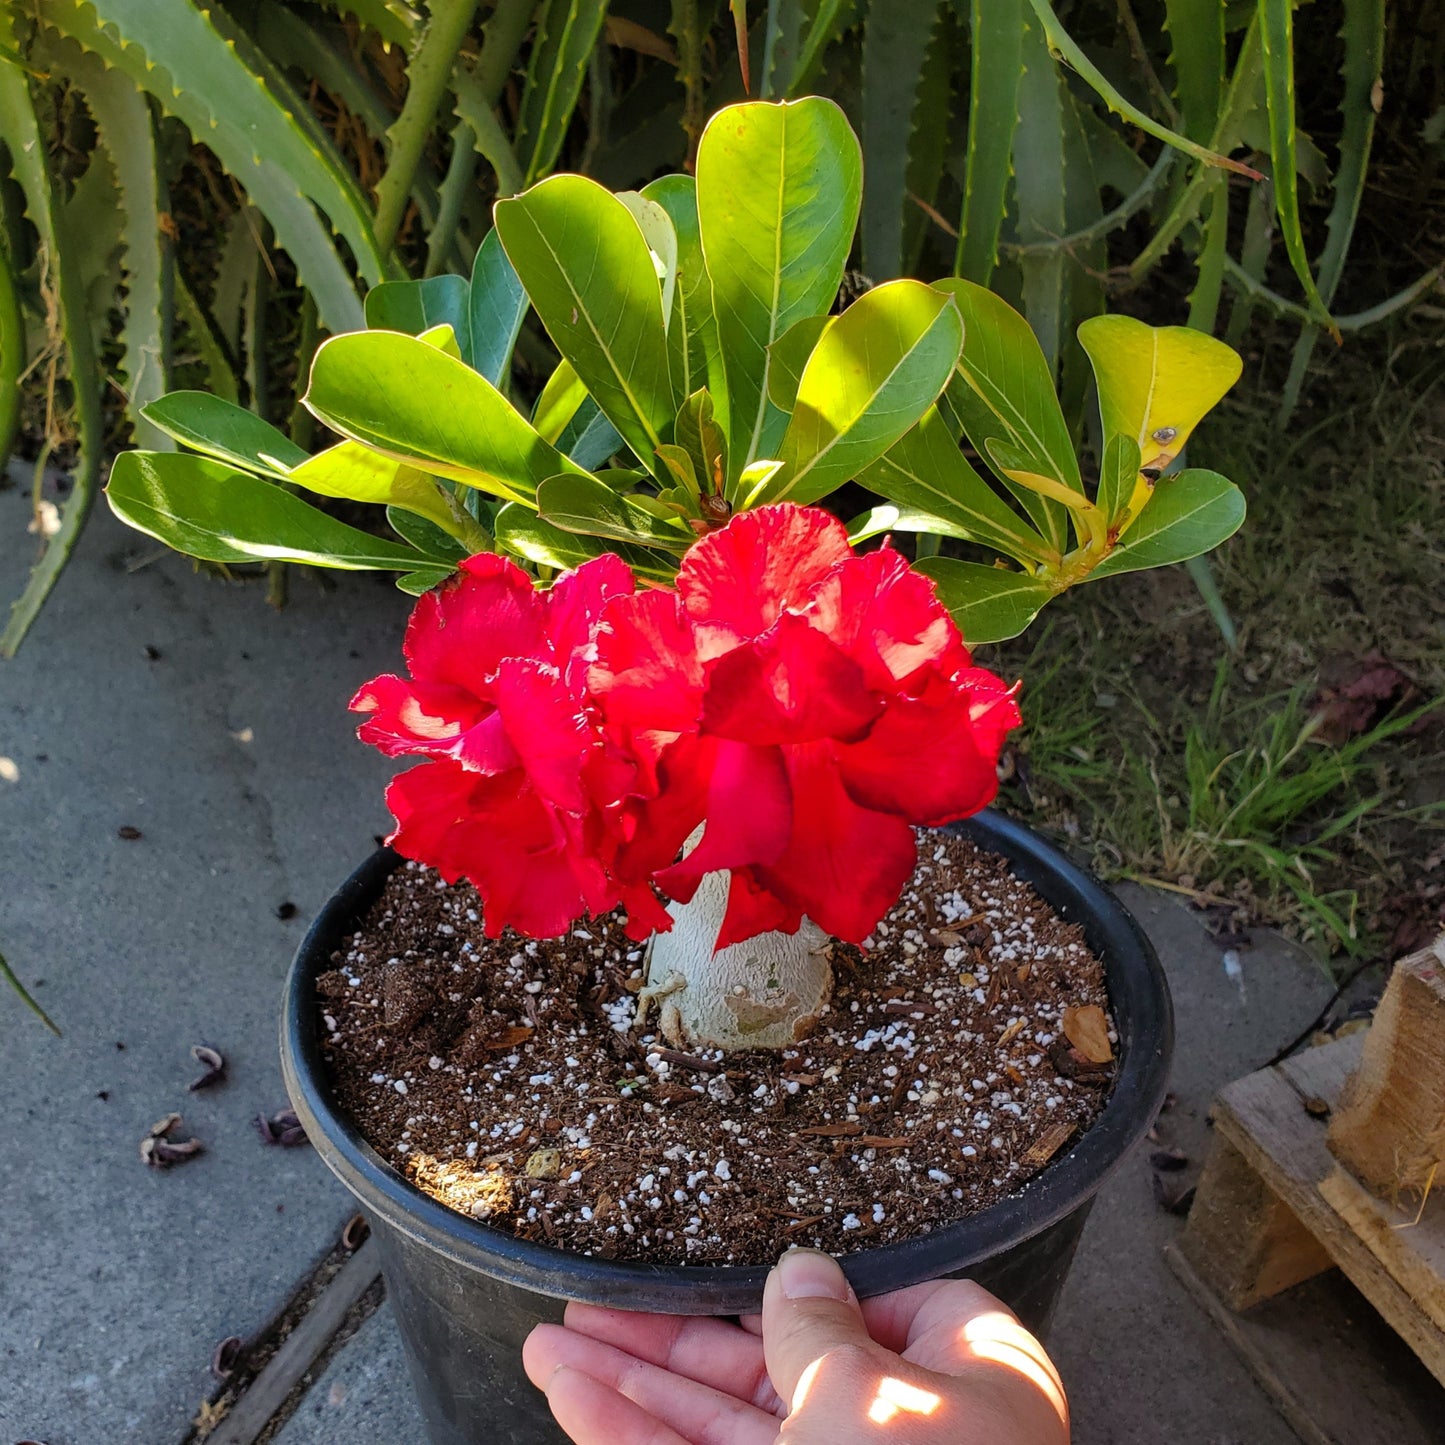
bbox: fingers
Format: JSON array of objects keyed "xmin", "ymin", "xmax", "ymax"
[
  {"xmin": 524, "ymin": 1323, "xmax": 781, "ymax": 1445},
  {"xmin": 759, "ymin": 1248, "xmax": 874, "ymax": 1411},
  {"xmin": 859, "ymin": 1278, "xmax": 1015, "ymax": 1360},
  {"xmin": 559, "ymin": 1302, "xmax": 778, "ymax": 1411},
  {"xmin": 543, "ymin": 1364, "xmax": 691, "ymax": 1445}
]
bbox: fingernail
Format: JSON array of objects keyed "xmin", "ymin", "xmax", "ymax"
[{"xmin": 777, "ymin": 1248, "xmax": 851, "ymax": 1301}]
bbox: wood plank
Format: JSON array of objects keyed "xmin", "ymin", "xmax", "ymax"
[
  {"xmin": 1166, "ymin": 1242, "xmax": 1445, "ymax": 1445},
  {"xmin": 1329, "ymin": 936, "xmax": 1445, "ymax": 1198},
  {"xmin": 1214, "ymin": 1050, "xmax": 1445, "ymax": 1388},
  {"xmin": 206, "ymin": 1237, "xmax": 383, "ymax": 1445},
  {"xmin": 1178, "ymin": 1133, "xmax": 1332, "ymax": 1310},
  {"xmin": 1319, "ymin": 1165, "xmax": 1445, "ymax": 1333}
]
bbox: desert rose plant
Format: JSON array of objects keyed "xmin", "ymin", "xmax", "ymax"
[{"xmin": 105, "ymin": 95, "xmax": 1247, "ymax": 1048}]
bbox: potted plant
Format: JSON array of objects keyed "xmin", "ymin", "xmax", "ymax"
[{"xmin": 106, "ymin": 98, "xmax": 1244, "ymax": 1445}]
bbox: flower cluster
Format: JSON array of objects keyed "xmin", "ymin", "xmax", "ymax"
[{"xmin": 352, "ymin": 505, "xmax": 1020, "ymax": 948}]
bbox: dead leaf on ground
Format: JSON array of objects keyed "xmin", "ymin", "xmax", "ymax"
[
  {"xmin": 1311, "ymin": 651, "xmax": 1422, "ymax": 744},
  {"xmin": 140, "ymin": 1113, "xmax": 204, "ymax": 1169},
  {"xmin": 255, "ymin": 1107, "xmax": 308, "ymax": 1147},
  {"xmin": 1152, "ymin": 1173, "xmax": 1196, "ymax": 1215},
  {"xmin": 486, "ymin": 1025, "xmax": 534, "ymax": 1051},
  {"xmin": 1062, "ymin": 1005, "xmax": 1114, "ymax": 1063},
  {"xmin": 187, "ymin": 1044, "xmax": 226, "ymax": 1091}
]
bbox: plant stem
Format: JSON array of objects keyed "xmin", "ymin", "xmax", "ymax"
[
  {"xmin": 374, "ymin": 0, "xmax": 484, "ymax": 255},
  {"xmin": 643, "ymin": 869, "xmax": 834, "ymax": 1052}
]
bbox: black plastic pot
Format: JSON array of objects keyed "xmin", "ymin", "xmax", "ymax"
[{"xmin": 282, "ymin": 811, "xmax": 1171, "ymax": 1445}]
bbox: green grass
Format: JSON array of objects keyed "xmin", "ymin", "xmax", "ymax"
[{"xmin": 991, "ymin": 333, "xmax": 1445, "ymax": 969}]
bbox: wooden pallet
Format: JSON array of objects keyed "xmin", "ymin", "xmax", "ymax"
[{"xmin": 1179, "ymin": 1028, "xmax": 1445, "ymax": 1388}]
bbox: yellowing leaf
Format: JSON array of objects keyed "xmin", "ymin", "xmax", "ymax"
[{"xmin": 1077, "ymin": 315, "xmax": 1242, "ymax": 471}]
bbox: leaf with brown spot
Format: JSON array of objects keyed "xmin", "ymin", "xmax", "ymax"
[{"xmin": 1062, "ymin": 1005, "xmax": 1113, "ymax": 1063}]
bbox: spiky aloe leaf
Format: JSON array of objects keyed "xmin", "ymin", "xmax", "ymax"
[
  {"xmin": 1164, "ymin": 0, "xmax": 1224, "ymax": 141},
  {"xmin": 0, "ymin": 232, "xmax": 20, "ymax": 472},
  {"xmin": 515, "ymin": 0, "xmax": 612, "ymax": 186},
  {"xmin": 55, "ymin": 38, "xmax": 172, "ymax": 448},
  {"xmin": 860, "ymin": 0, "xmax": 941, "ymax": 281},
  {"xmin": 317, "ymin": 0, "xmax": 419, "ymax": 48},
  {"xmin": 38, "ymin": 0, "xmax": 382, "ymax": 329},
  {"xmin": 954, "ymin": 0, "xmax": 1024, "ymax": 285},
  {"xmin": 1258, "ymin": 0, "xmax": 1336, "ymax": 333},
  {"xmin": 0, "ymin": 13, "xmax": 104, "ymax": 658}
]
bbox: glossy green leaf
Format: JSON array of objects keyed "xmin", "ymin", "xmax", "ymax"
[
  {"xmin": 468, "ymin": 226, "xmax": 529, "ymax": 389},
  {"xmin": 914, "ymin": 558, "xmax": 1056, "ymax": 644},
  {"xmin": 642, "ymin": 174, "xmax": 724, "ymax": 424},
  {"xmin": 1076, "ymin": 315, "xmax": 1242, "ymax": 471},
  {"xmin": 1096, "ymin": 434, "xmax": 1143, "ymax": 528},
  {"xmin": 106, "ymin": 452, "xmax": 445, "ymax": 575},
  {"xmin": 695, "ymin": 98, "xmax": 862, "ymax": 481},
  {"xmin": 495, "ymin": 502, "xmax": 677, "ymax": 581},
  {"xmin": 514, "ymin": 0, "xmax": 611, "ymax": 185},
  {"xmin": 386, "ymin": 505, "xmax": 470, "ymax": 561},
  {"xmin": 759, "ymin": 280, "xmax": 963, "ymax": 508},
  {"xmin": 860, "ymin": 407, "xmax": 1055, "ymax": 565},
  {"xmin": 935, "ymin": 279, "xmax": 1079, "ymax": 553},
  {"xmin": 495, "ymin": 174, "xmax": 673, "ymax": 471},
  {"xmin": 847, "ymin": 503, "xmax": 965, "ymax": 546},
  {"xmin": 142, "ymin": 393, "xmax": 308, "ymax": 479},
  {"xmin": 617, "ymin": 190, "xmax": 679, "ymax": 337},
  {"xmin": 365, "ymin": 274, "xmax": 471, "ymax": 360},
  {"xmin": 532, "ymin": 359, "xmax": 589, "ymax": 444},
  {"xmin": 288, "ymin": 441, "xmax": 458, "ymax": 533},
  {"xmin": 304, "ymin": 330, "xmax": 581, "ymax": 502},
  {"xmin": 675, "ymin": 388, "xmax": 729, "ymax": 497},
  {"xmin": 1087, "ymin": 469, "xmax": 1246, "ymax": 580},
  {"xmin": 538, "ymin": 472, "xmax": 694, "ymax": 551},
  {"xmin": 766, "ymin": 315, "xmax": 831, "ymax": 412}
]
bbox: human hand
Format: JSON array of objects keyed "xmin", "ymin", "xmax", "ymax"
[{"xmin": 522, "ymin": 1247, "xmax": 1070, "ymax": 1444}]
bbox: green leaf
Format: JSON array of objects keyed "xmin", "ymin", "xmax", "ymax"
[
  {"xmin": 317, "ymin": 0, "xmax": 417, "ymax": 47},
  {"xmin": 765, "ymin": 315, "xmax": 831, "ymax": 412},
  {"xmin": 514, "ymin": 0, "xmax": 611, "ymax": 185},
  {"xmin": 617, "ymin": 190, "xmax": 679, "ymax": 337},
  {"xmin": 1258, "ymin": 0, "xmax": 1337, "ymax": 332},
  {"xmin": 288, "ymin": 441, "xmax": 458, "ymax": 533},
  {"xmin": 532, "ymin": 360, "xmax": 589, "ymax": 444},
  {"xmin": 1012, "ymin": 13, "xmax": 1069, "ymax": 376},
  {"xmin": 1164, "ymin": 0, "xmax": 1224, "ymax": 141},
  {"xmin": 142, "ymin": 393, "xmax": 308, "ymax": 479},
  {"xmin": 304, "ymin": 330, "xmax": 581, "ymax": 502},
  {"xmin": 0, "ymin": 16, "xmax": 104, "ymax": 657},
  {"xmin": 1076, "ymin": 315, "xmax": 1243, "ymax": 471},
  {"xmin": 642, "ymin": 174, "xmax": 725, "ymax": 425},
  {"xmin": 468, "ymin": 222, "xmax": 528, "ymax": 389},
  {"xmin": 0, "ymin": 943, "xmax": 61, "ymax": 1036},
  {"xmin": 695, "ymin": 97, "xmax": 862, "ymax": 482},
  {"xmin": 1087, "ymin": 469, "xmax": 1246, "ymax": 579},
  {"xmin": 859, "ymin": 407, "xmax": 1055, "ymax": 565},
  {"xmin": 955, "ymin": 0, "xmax": 1024, "ymax": 284},
  {"xmin": 42, "ymin": 0, "xmax": 382, "ymax": 329},
  {"xmin": 495, "ymin": 501, "xmax": 678, "ymax": 581},
  {"xmin": 860, "ymin": 0, "xmax": 942, "ymax": 282},
  {"xmin": 537, "ymin": 472, "xmax": 694, "ymax": 551},
  {"xmin": 558, "ymin": 403, "xmax": 625, "ymax": 471},
  {"xmin": 386, "ymin": 505, "xmax": 470, "ymax": 561},
  {"xmin": 1097, "ymin": 434, "xmax": 1143, "ymax": 528},
  {"xmin": 106, "ymin": 452, "xmax": 445, "ymax": 574},
  {"xmin": 914, "ymin": 558, "xmax": 1055, "ymax": 643},
  {"xmin": 495, "ymin": 174, "xmax": 673, "ymax": 471},
  {"xmin": 934, "ymin": 279, "xmax": 1079, "ymax": 553},
  {"xmin": 675, "ymin": 388, "xmax": 729, "ymax": 496},
  {"xmin": 758, "ymin": 280, "xmax": 963, "ymax": 507},
  {"xmin": 0, "ymin": 234, "xmax": 19, "ymax": 471},
  {"xmin": 365, "ymin": 274, "xmax": 471, "ymax": 361}
]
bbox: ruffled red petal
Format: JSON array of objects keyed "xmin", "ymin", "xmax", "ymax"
[
  {"xmin": 545, "ymin": 554, "xmax": 635, "ymax": 690},
  {"xmin": 715, "ymin": 868, "xmax": 804, "ymax": 950},
  {"xmin": 348, "ymin": 674, "xmax": 486, "ymax": 758}
]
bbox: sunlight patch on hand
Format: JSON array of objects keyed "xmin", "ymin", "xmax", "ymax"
[
  {"xmin": 961, "ymin": 1311, "xmax": 1068, "ymax": 1423},
  {"xmin": 866, "ymin": 1375, "xmax": 941, "ymax": 1424}
]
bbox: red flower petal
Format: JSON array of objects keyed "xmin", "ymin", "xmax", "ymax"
[
  {"xmin": 715, "ymin": 868, "xmax": 803, "ymax": 950},
  {"xmin": 752, "ymin": 741, "xmax": 918, "ymax": 944},
  {"xmin": 699, "ymin": 612, "xmax": 881, "ymax": 745},
  {"xmin": 385, "ymin": 761, "xmax": 609, "ymax": 939},
  {"xmin": 590, "ymin": 587, "xmax": 703, "ymax": 733},
  {"xmin": 349, "ymin": 674, "xmax": 486, "ymax": 758},
  {"xmin": 805, "ymin": 545, "xmax": 969, "ymax": 690},
  {"xmin": 655, "ymin": 740, "xmax": 792, "ymax": 900},
  {"xmin": 545, "ymin": 554, "xmax": 635, "ymax": 691},
  {"xmin": 403, "ymin": 553, "xmax": 548, "ymax": 695},
  {"xmin": 491, "ymin": 659, "xmax": 593, "ymax": 812},
  {"xmin": 678, "ymin": 505, "xmax": 852, "ymax": 657}
]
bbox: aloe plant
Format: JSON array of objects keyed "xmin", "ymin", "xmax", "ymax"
[{"xmin": 107, "ymin": 97, "xmax": 1247, "ymax": 644}]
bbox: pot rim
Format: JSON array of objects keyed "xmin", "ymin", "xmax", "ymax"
[{"xmin": 282, "ymin": 810, "xmax": 1172, "ymax": 1313}]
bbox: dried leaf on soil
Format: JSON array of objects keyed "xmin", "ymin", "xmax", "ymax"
[{"xmin": 1062, "ymin": 1004, "xmax": 1114, "ymax": 1063}]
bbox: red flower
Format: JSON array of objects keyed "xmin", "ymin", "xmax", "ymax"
[
  {"xmin": 350, "ymin": 553, "xmax": 669, "ymax": 939},
  {"xmin": 590, "ymin": 506, "xmax": 1020, "ymax": 948}
]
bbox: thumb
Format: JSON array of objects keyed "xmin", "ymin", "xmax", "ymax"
[{"xmin": 761, "ymin": 1248, "xmax": 873, "ymax": 1410}]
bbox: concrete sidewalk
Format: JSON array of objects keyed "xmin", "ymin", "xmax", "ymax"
[{"xmin": 0, "ymin": 488, "xmax": 1425, "ymax": 1443}]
